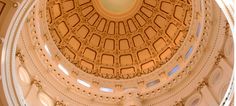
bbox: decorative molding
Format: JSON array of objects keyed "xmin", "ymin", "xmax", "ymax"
[
  {"xmin": 31, "ymin": 79, "xmax": 42, "ymax": 89},
  {"xmin": 197, "ymin": 80, "xmax": 208, "ymax": 91},
  {"xmin": 55, "ymin": 100, "xmax": 66, "ymax": 106},
  {"xmin": 16, "ymin": 50, "xmax": 25, "ymax": 63},
  {"xmin": 173, "ymin": 99, "xmax": 184, "ymax": 106},
  {"xmin": 215, "ymin": 52, "xmax": 225, "ymax": 65}
]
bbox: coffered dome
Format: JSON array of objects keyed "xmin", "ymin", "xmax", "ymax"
[{"xmin": 46, "ymin": 0, "xmax": 192, "ymax": 79}]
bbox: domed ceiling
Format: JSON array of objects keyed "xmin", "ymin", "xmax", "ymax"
[{"xmin": 46, "ymin": 0, "xmax": 192, "ymax": 79}]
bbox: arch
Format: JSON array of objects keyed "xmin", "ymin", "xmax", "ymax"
[
  {"xmin": 185, "ymin": 93, "xmax": 202, "ymax": 106},
  {"xmin": 38, "ymin": 92, "xmax": 54, "ymax": 106},
  {"xmin": 18, "ymin": 66, "xmax": 31, "ymax": 84}
]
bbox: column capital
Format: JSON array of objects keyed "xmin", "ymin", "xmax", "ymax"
[
  {"xmin": 31, "ymin": 79, "xmax": 42, "ymax": 90},
  {"xmin": 55, "ymin": 100, "xmax": 66, "ymax": 106},
  {"xmin": 197, "ymin": 80, "xmax": 208, "ymax": 91},
  {"xmin": 215, "ymin": 52, "xmax": 225, "ymax": 65},
  {"xmin": 173, "ymin": 99, "xmax": 184, "ymax": 106},
  {"xmin": 16, "ymin": 50, "xmax": 24, "ymax": 63}
]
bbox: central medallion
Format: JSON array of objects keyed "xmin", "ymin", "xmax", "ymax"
[
  {"xmin": 93, "ymin": 0, "xmax": 141, "ymax": 20},
  {"xmin": 100, "ymin": 0, "xmax": 137, "ymax": 14}
]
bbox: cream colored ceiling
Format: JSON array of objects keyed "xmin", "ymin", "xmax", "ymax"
[{"xmin": 46, "ymin": 0, "xmax": 192, "ymax": 79}]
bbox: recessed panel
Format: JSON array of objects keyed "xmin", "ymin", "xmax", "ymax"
[
  {"xmin": 120, "ymin": 55, "xmax": 133, "ymax": 65},
  {"xmin": 77, "ymin": 25, "xmax": 89, "ymax": 38},
  {"xmin": 88, "ymin": 13, "xmax": 99, "ymax": 25},
  {"xmin": 160, "ymin": 2, "xmax": 172, "ymax": 14},
  {"xmin": 153, "ymin": 38, "xmax": 166, "ymax": 52},
  {"xmin": 127, "ymin": 19, "xmax": 137, "ymax": 32},
  {"xmin": 58, "ymin": 22, "xmax": 69, "ymax": 36},
  {"xmin": 101, "ymin": 67, "xmax": 114, "ymax": 75},
  {"xmin": 141, "ymin": 60, "xmax": 155, "ymax": 70},
  {"xmin": 69, "ymin": 37, "xmax": 81, "ymax": 50},
  {"xmin": 133, "ymin": 35, "xmax": 144, "ymax": 47},
  {"xmin": 145, "ymin": 27, "xmax": 157, "ymax": 39},
  {"xmin": 82, "ymin": 6, "xmax": 94, "ymax": 16},
  {"xmin": 101, "ymin": 54, "xmax": 114, "ymax": 65},
  {"xmin": 166, "ymin": 23, "xmax": 178, "ymax": 39},
  {"xmin": 108, "ymin": 22, "xmax": 115, "ymax": 34},
  {"xmin": 83, "ymin": 48, "xmax": 96, "ymax": 60},
  {"xmin": 90, "ymin": 34, "xmax": 101, "ymax": 47},
  {"xmin": 119, "ymin": 22, "xmax": 126, "ymax": 34},
  {"xmin": 81, "ymin": 60, "xmax": 94, "ymax": 70},
  {"xmin": 63, "ymin": 47, "xmax": 75, "ymax": 59},
  {"xmin": 175, "ymin": 31, "xmax": 185, "ymax": 45},
  {"xmin": 174, "ymin": 5, "xmax": 185, "ymax": 21},
  {"xmin": 97, "ymin": 18, "xmax": 107, "ymax": 31},
  {"xmin": 144, "ymin": 0, "xmax": 157, "ymax": 7},
  {"xmin": 51, "ymin": 29, "xmax": 61, "ymax": 44},
  {"xmin": 138, "ymin": 49, "xmax": 151, "ymax": 61},
  {"xmin": 63, "ymin": 1, "xmax": 74, "ymax": 12},
  {"xmin": 154, "ymin": 15, "xmax": 166, "ymax": 28},
  {"xmin": 78, "ymin": 0, "xmax": 90, "ymax": 5},
  {"xmin": 140, "ymin": 7, "xmax": 152, "ymax": 17},
  {"xmin": 52, "ymin": 4, "xmax": 61, "ymax": 18},
  {"xmin": 68, "ymin": 14, "xmax": 80, "ymax": 27},
  {"xmin": 119, "ymin": 39, "xmax": 130, "ymax": 50},
  {"xmin": 121, "ymin": 67, "xmax": 135, "ymax": 75},
  {"xmin": 104, "ymin": 39, "xmax": 115, "ymax": 50},
  {"xmin": 160, "ymin": 48, "xmax": 172, "ymax": 60},
  {"xmin": 135, "ymin": 14, "xmax": 146, "ymax": 26}
]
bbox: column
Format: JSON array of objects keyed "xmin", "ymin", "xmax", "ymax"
[
  {"xmin": 198, "ymin": 81, "xmax": 218, "ymax": 106},
  {"xmin": 219, "ymin": 58, "xmax": 233, "ymax": 72},
  {"xmin": 123, "ymin": 88, "xmax": 142, "ymax": 106}
]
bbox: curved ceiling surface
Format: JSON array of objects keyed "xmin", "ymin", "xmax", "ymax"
[{"xmin": 46, "ymin": 0, "xmax": 192, "ymax": 79}]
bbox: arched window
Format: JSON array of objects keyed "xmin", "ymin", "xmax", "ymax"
[
  {"xmin": 38, "ymin": 92, "xmax": 54, "ymax": 106},
  {"xmin": 185, "ymin": 94, "xmax": 201, "ymax": 106},
  {"xmin": 191, "ymin": 98, "xmax": 200, "ymax": 106},
  {"xmin": 100, "ymin": 87, "xmax": 113, "ymax": 93},
  {"xmin": 58, "ymin": 64, "xmax": 69, "ymax": 75},
  {"xmin": 77, "ymin": 79, "xmax": 91, "ymax": 88},
  {"xmin": 18, "ymin": 66, "xmax": 31, "ymax": 84},
  {"xmin": 146, "ymin": 79, "xmax": 160, "ymax": 88}
]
